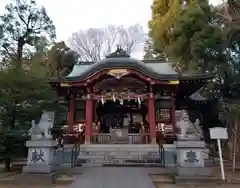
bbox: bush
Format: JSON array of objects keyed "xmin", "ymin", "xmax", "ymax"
[{"xmin": 0, "ymin": 130, "xmax": 29, "ymax": 171}]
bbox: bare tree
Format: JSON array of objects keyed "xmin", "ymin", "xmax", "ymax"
[
  {"xmin": 143, "ymin": 38, "xmax": 167, "ymax": 60},
  {"xmin": 67, "ymin": 24, "xmax": 146, "ymax": 61},
  {"xmin": 216, "ymin": 0, "xmax": 240, "ymax": 34}
]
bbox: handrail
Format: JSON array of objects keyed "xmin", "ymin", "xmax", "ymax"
[
  {"xmin": 158, "ymin": 143, "xmax": 165, "ymax": 168},
  {"xmin": 71, "ymin": 142, "xmax": 80, "ymax": 168}
]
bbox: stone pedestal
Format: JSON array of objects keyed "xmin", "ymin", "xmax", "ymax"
[
  {"xmin": 22, "ymin": 139, "xmax": 58, "ymax": 174},
  {"xmin": 174, "ymin": 141, "xmax": 211, "ymax": 177},
  {"xmin": 176, "ymin": 134, "xmax": 201, "ymax": 141}
]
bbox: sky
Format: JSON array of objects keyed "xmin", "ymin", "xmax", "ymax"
[{"xmin": 0, "ymin": 0, "xmax": 222, "ymax": 57}]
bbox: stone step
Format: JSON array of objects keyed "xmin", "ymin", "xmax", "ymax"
[
  {"xmin": 75, "ymin": 144, "xmax": 175, "ymax": 166},
  {"xmin": 77, "ymin": 158, "xmax": 162, "ymax": 163},
  {"xmin": 204, "ymin": 159, "xmax": 220, "ymax": 164},
  {"xmin": 78, "ymin": 155, "xmax": 161, "ymax": 159},
  {"xmin": 78, "ymin": 163, "xmax": 162, "ymax": 167},
  {"xmin": 78, "ymin": 155, "xmax": 157, "ymax": 159},
  {"xmin": 204, "ymin": 159, "xmax": 232, "ymax": 167},
  {"xmin": 78, "ymin": 153, "xmax": 160, "ymax": 160},
  {"xmin": 174, "ymin": 176, "xmax": 223, "ymax": 184},
  {"xmin": 78, "ymin": 157, "xmax": 161, "ymax": 162},
  {"xmin": 79, "ymin": 149, "xmax": 159, "ymax": 153},
  {"xmin": 79, "ymin": 151, "xmax": 156, "ymax": 155},
  {"xmin": 60, "ymin": 144, "xmax": 168, "ymax": 168},
  {"xmin": 78, "ymin": 153, "xmax": 161, "ymax": 158},
  {"xmin": 77, "ymin": 150, "xmax": 164, "ymax": 167},
  {"xmin": 76, "ymin": 159, "xmax": 163, "ymax": 166},
  {"xmin": 79, "ymin": 144, "xmax": 160, "ymax": 152}
]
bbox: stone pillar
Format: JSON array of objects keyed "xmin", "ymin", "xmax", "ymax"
[
  {"xmin": 85, "ymin": 94, "xmax": 93, "ymax": 144},
  {"xmin": 174, "ymin": 141, "xmax": 211, "ymax": 180},
  {"xmin": 21, "ymin": 139, "xmax": 58, "ymax": 184},
  {"xmin": 148, "ymin": 93, "xmax": 156, "ymax": 144},
  {"xmin": 67, "ymin": 97, "xmax": 75, "ymax": 133}
]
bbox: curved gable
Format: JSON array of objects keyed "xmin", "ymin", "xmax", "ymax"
[
  {"xmin": 50, "ymin": 49, "xmax": 215, "ymax": 86},
  {"xmin": 63, "ymin": 57, "xmax": 178, "ymax": 82}
]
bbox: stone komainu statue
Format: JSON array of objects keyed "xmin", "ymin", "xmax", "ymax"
[
  {"xmin": 29, "ymin": 111, "xmax": 55, "ymax": 140},
  {"xmin": 175, "ymin": 110, "xmax": 203, "ymax": 138}
]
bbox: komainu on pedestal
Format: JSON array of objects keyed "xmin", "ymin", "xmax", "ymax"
[{"xmin": 19, "ymin": 111, "xmax": 58, "ymax": 185}]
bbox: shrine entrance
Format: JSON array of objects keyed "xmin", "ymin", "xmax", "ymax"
[
  {"xmin": 88, "ymin": 70, "xmax": 152, "ymax": 144},
  {"xmin": 96, "ymin": 99, "xmax": 148, "ymax": 133}
]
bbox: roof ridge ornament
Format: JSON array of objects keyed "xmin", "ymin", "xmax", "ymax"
[{"xmin": 106, "ymin": 45, "xmax": 130, "ymax": 58}]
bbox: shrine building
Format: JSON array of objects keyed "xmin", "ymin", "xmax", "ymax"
[{"xmin": 50, "ymin": 49, "xmax": 214, "ymax": 144}]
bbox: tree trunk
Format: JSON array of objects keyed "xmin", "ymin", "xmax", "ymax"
[
  {"xmin": 4, "ymin": 158, "xmax": 11, "ymax": 172},
  {"xmin": 227, "ymin": 140, "xmax": 233, "ymax": 160},
  {"xmin": 16, "ymin": 39, "xmax": 24, "ymax": 69},
  {"xmin": 232, "ymin": 119, "xmax": 238, "ymax": 172},
  {"xmin": 11, "ymin": 107, "xmax": 16, "ymax": 129}
]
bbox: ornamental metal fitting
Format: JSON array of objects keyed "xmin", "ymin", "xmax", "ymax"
[
  {"xmin": 87, "ymin": 94, "xmax": 91, "ymax": 99},
  {"xmin": 149, "ymin": 93, "xmax": 154, "ymax": 99}
]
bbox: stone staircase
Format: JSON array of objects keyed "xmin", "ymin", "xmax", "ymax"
[
  {"xmin": 76, "ymin": 144, "xmax": 166, "ymax": 167},
  {"xmin": 55, "ymin": 144, "xmax": 216, "ymax": 169}
]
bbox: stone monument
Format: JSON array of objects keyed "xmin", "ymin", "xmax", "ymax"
[
  {"xmin": 21, "ymin": 111, "xmax": 58, "ymax": 184},
  {"xmin": 174, "ymin": 110, "xmax": 210, "ymax": 181}
]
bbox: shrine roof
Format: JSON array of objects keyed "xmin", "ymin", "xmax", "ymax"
[
  {"xmin": 67, "ymin": 59, "xmax": 178, "ymax": 80},
  {"xmin": 189, "ymin": 90, "xmax": 208, "ymax": 101},
  {"xmin": 52, "ymin": 49, "xmax": 215, "ymax": 83}
]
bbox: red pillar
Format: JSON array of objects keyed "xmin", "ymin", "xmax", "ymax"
[
  {"xmin": 148, "ymin": 93, "xmax": 156, "ymax": 144},
  {"xmin": 67, "ymin": 98, "xmax": 75, "ymax": 133},
  {"xmin": 171, "ymin": 96, "xmax": 176, "ymax": 133},
  {"xmin": 85, "ymin": 94, "xmax": 93, "ymax": 144}
]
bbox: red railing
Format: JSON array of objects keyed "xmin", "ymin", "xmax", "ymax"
[{"xmin": 62, "ymin": 122, "xmax": 176, "ymax": 144}]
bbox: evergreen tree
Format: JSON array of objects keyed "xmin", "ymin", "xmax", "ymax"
[
  {"xmin": 148, "ymin": 0, "xmax": 226, "ymax": 73},
  {"xmin": 0, "ymin": 0, "xmax": 56, "ymax": 67}
]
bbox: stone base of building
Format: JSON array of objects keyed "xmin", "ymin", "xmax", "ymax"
[
  {"xmin": 22, "ymin": 164, "xmax": 56, "ymax": 174},
  {"xmin": 173, "ymin": 175, "xmax": 223, "ymax": 184},
  {"xmin": 176, "ymin": 167, "xmax": 211, "ymax": 177},
  {"xmin": 15, "ymin": 172, "xmax": 57, "ymax": 185}
]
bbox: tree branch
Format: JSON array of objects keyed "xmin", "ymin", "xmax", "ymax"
[
  {"xmin": 68, "ymin": 24, "xmax": 145, "ymax": 61},
  {"xmin": 17, "ymin": 12, "xmax": 28, "ymax": 27}
]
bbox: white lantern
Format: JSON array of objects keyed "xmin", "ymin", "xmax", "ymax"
[
  {"xmin": 101, "ymin": 97, "xmax": 104, "ymax": 104},
  {"xmin": 112, "ymin": 94, "xmax": 116, "ymax": 102}
]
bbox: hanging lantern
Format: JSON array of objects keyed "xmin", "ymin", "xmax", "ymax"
[
  {"xmin": 112, "ymin": 93, "xmax": 116, "ymax": 102},
  {"xmin": 101, "ymin": 97, "xmax": 104, "ymax": 104},
  {"xmin": 120, "ymin": 99, "xmax": 123, "ymax": 105},
  {"xmin": 137, "ymin": 97, "xmax": 141, "ymax": 105},
  {"xmin": 137, "ymin": 97, "xmax": 141, "ymax": 108}
]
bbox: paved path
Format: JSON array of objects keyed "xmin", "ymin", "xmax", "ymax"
[{"xmin": 67, "ymin": 167, "xmax": 156, "ymax": 188}]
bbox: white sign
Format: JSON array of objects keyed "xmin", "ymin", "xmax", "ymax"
[
  {"xmin": 209, "ymin": 127, "xmax": 228, "ymax": 181},
  {"xmin": 209, "ymin": 127, "xmax": 228, "ymax": 140}
]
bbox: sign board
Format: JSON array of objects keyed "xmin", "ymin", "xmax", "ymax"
[
  {"xmin": 209, "ymin": 127, "xmax": 228, "ymax": 181},
  {"xmin": 209, "ymin": 127, "xmax": 228, "ymax": 140}
]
